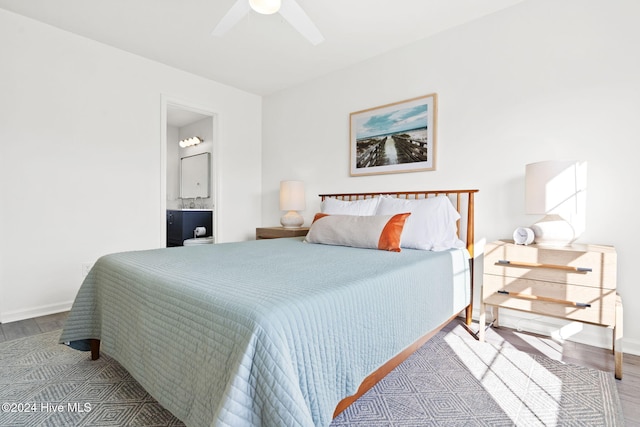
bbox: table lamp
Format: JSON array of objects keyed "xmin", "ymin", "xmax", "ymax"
[{"xmin": 280, "ymin": 180, "xmax": 305, "ymax": 228}]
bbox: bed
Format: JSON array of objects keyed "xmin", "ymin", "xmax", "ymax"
[{"xmin": 60, "ymin": 189, "xmax": 478, "ymax": 427}]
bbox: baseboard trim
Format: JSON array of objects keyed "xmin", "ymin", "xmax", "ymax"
[{"xmin": 0, "ymin": 302, "xmax": 73, "ymax": 324}]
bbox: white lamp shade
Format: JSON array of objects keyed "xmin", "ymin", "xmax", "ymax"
[
  {"xmin": 525, "ymin": 160, "xmax": 586, "ymax": 215},
  {"xmin": 525, "ymin": 160, "xmax": 587, "ymax": 245},
  {"xmin": 279, "ymin": 180, "xmax": 305, "ymax": 211}
]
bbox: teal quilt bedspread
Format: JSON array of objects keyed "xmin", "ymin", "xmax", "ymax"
[{"xmin": 60, "ymin": 237, "xmax": 470, "ymax": 427}]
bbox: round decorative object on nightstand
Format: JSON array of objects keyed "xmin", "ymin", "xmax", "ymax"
[{"xmin": 513, "ymin": 227, "xmax": 534, "ymax": 245}]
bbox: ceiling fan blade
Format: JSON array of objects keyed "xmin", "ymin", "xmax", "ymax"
[
  {"xmin": 278, "ymin": 0, "xmax": 324, "ymax": 45},
  {"xmin": 211, "ymin": 0, "xmax": 251, "ymax": 37}
]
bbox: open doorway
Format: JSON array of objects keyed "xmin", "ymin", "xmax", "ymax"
[{"xmin": 161, "ymin": 97, "xmax": 218, "ymax": 247}]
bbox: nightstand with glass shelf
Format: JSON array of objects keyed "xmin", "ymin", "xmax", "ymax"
[{"xmin": 479, "ymin": 239, "xmax": 623, "ymax": 379}]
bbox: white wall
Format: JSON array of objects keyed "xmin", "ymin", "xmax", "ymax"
[
  {"xmin": 0, "ymin": 9, "xmax": 262, "ymax": 322},
  {"xmin": 262, "ymin": 0, "xmax": 640, "ymax": 353}
]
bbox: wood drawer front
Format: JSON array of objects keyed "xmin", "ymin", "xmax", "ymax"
[
  {"xmin": 483, "ymin": 274, "xmax": 617, "ymax": 326},
  {"xmin": 484, "ymin": 242, "xmax": 616, "ymax": 289}
]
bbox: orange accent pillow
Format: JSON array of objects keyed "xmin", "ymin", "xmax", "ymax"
[{"xmin": 305, "ymin": 213, "xmax": 411, "ymax": 252}]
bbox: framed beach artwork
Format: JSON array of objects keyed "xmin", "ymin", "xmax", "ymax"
[{"xmin": 350, "ymin": 93, "xmax": 437, "ymax": 176}]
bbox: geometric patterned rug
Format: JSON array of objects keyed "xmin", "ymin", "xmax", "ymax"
[
  {"xmin": 0, "ymin": 330, "xmax": 183, "ymax": 426},
  {"xmin": 0, "ymin": 326, "xmax": 624, "ymax": 426},
  {"xmin": 332, "ymin": 327, "xmax": 624, "ymax": 427}
]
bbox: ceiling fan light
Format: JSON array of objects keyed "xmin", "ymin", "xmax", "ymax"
[{"xmin": 249, "ymin": 0, "xmax": 281, "ymax": 15}]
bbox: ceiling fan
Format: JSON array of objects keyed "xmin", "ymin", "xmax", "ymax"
[{"xmin": 211, "ymin": 0, "xmax": 324, "ymax": 45}]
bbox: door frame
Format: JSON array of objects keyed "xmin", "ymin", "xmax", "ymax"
[{"xmin": 160, "ymin": 94, "xmax": 219, "ymax": 246}]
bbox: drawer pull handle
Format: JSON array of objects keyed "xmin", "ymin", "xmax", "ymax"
[
  {"xmin": 497, "ymin": 259, "xmax": 592, "ymax": 273},
  {"xmin": 497, "ymin": 290, "xmax": 591, "ymax": 308}
]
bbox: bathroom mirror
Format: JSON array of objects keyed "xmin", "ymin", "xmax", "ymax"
[{"xmin": 180, "ymin": 153, "xmax": 210, "ymax": 198}]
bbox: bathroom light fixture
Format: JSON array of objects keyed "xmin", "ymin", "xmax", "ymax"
[
  {"xmin": 279, "ymin": 180, "xmax": 305, "ymax": 228},
  {"xmin": 249, "ymin": 0, "xmax": 281, "ymax": 15},
  {"xmin": 525, "ymin": 160, "xmax": 587, "ymax": 246},
  {"xmin": 179, "ymin": 136, "xmax": 203, "ymax": 148}
]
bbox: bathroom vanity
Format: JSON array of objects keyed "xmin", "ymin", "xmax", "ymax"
[{"xmin": 166, "ymin": 210, "xmax": 213, "ymax": 247}]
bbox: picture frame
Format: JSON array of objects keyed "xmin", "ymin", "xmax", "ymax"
[{"xmin": 350, "ymin": 93, "xmax": 437, "ymax": 176}]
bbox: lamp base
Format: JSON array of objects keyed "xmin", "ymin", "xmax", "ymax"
[
  {"xmin": 531, "ymin": 214, "xmax": 575, "ymax": 246},
  {"xmin": 280, "ymin": 211, "xmax": 304, "ymax": 228}
]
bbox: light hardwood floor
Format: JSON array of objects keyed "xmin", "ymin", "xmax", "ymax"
[
  {"xmin": 2, "ymin": 313, "xmax": 639, "ymax": 424},
  {"xmin": 0, "ymin": 311, "xmax": 68, "ymax": 343}
]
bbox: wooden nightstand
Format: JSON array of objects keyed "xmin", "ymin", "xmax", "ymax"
[
  {"xmin": 255, "ymin": 227, "xmax": 309, "ymax": 240},
  {"xmin": 479, "ymin": 240, "xmax": 623, "ymax": 379}
]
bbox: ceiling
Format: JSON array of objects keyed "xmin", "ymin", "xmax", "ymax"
[{"xmin": 0, "ymin": 0, "xmax": 525, "ymax": 96}]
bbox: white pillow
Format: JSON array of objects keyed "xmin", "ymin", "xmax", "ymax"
[
  {"xmin": 304, "ymin": 212, "xmax": 411, "ymax": 252},
  {"xmin": 375, "ymin": 195, "xmax": 464, "ymax": 251},
  {"xmin": 321, "ymin": 197, "xmax": 379, "ymax": 216}
]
